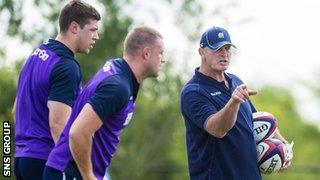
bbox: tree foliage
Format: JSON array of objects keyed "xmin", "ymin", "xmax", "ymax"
[{"xmin": 0, "ymin": 66, "xmax": 17, "ymax": 121}]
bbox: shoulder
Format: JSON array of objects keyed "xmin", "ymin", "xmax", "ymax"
[
  {"xmin": 98, "ymin": 75, "xmax": 130, "ymax": 97},
  {"xmin": 53, "ymin": 59, "xmax": 80, "ymax": 74},
  {"xmin": 226, "ymin": 73, "xmax": 244, "ymax": 84},
  {"xmin": 181, "ymin": 79, "xmax": 207, "ymax": 98},
  {"xmin": 50, "ymin": 59, "xmax": 81, "ymax": 85},
  {"xmin": 56, "ymin": 58, "xmax": 79, "ymax": 68}
]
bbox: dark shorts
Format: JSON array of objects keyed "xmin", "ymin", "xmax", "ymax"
[
  {"xmin": 14, "ymin": 157, "xmax": 46, "ymax": 180},
  {"xmin": 43, "ymin": 165, "xmax": 82, "ymax": 180}
]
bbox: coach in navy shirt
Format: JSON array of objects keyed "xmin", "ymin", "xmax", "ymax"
[
  {"xmin": 180, "ymin": 26, "xmax": 277, "ymax": 180},
  {"xmin": 13, "ymin": 1, "xmax": 100, "ymax": 179},
  {"xmin": 180, "ymin": 27, "xmax": 293, "ymax": 179}
]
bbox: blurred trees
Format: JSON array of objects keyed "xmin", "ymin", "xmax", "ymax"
[
  {"xmin": 0, "ymin": 0, "xmax": 319, "ymax": 179},
  {"xmin": 0, "ymin": 66, "xmax": 17, "ymax": 121}
]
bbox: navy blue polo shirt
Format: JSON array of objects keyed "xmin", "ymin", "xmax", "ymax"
[{"xmin": 180, "ymin": 68, "xmax": 261, "ymax": 180}]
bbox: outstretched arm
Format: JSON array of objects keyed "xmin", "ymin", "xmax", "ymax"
[
  {"xmin": 69, "ymin": 103, "xmax": 103, "ymax": 180},
  {"xmin": 205, "ymin": 84, "xmax": 257, "ymax": 138}
]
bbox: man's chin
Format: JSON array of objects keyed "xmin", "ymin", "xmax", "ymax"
[
  {"xmin": 81, "ymin": 47, "xmax": 92, "ymax": 54},
  {"xmin": 85, "ymin": 49, "xmax": 91, "ymax": 54},
  {"xmin": 148, "ymin": 73, "xmax": 159, "ymax": 78}
]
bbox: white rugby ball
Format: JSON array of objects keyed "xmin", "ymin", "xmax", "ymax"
[
  {"xmin": 253, "ymin": 112, "xmax": 278, "ymax": 144},
  {"xmin": 257, "ymin": 138, "xmax": 286, "ymax": 174}
]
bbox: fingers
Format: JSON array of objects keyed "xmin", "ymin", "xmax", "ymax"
[
  {"xmin": 279, "ymin": 141, "xmax": 294, "ymax": 173},
  {"xmin": 232, "ymin": 84, "xmax": 257, "ymax": 103},
  {"xmin": 248, "ymin": 90, "xmax": 258, "ymax": 96}
]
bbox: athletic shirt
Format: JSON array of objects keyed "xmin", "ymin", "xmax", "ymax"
[
  {"xmin": 15, "ymin": 39, "xmax": 82, "ymax": 160},
  {"xmin": 46, "ymin": 58, "xmax": 139, "ymax": 179},
  {"xmin": 180, "ymin": 68, "xmax": 262, "ymax": 180}
]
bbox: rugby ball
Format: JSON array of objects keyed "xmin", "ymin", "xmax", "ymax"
[
  {"xmin": 253, "ymin": 112, "xmax": 278, "ymax": 143},
  {"xmin": 257, "ymin": 138, "xmax": 286, "ymax": 174}
]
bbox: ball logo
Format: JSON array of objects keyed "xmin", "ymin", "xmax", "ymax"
[
  {"xmin": 265, "ymin": 157, "xmax": 279, "ymax": 174},
  {"xmin": 254, "ymin": 123, "xmax": 268, "ymax": 134}
]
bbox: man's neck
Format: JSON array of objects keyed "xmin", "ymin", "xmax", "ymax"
[
  {"xmin": 123, "ymin": 55, "xmax": 145, "ymax": 83},
  {"xmin": 199, "ymin": 66, "xmax": 225, "ymax": 81},
  {"xmin": 199, "ymin": 66, "xmax": 229, "ymax": 88},
  {"xmin": 56, "ymin": 33, "xmax": 76, "ymax": 53}
]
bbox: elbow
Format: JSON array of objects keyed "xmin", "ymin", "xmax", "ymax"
[
  {"xmin": 69, "ymin": 125, "xmax": 77, "ymax": 143},
  {"xmin": 205, "ymin": 122, "xmax": 228, "ymax": 138},
  {"xmin": 69, "ymin": 124, "xmax": 83, "ymax": 145},
  {"xmin": 206, "ymin": 126, "xmax": 227, "ymax": 138},
  {"xmin": 210, "ymin": 130, "xmax": 227, "ymax": 139}
]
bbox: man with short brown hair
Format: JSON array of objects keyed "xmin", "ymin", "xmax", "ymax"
[{"xmin": 13, "ymin": 1, "xmax": 100, "ymax": 179}]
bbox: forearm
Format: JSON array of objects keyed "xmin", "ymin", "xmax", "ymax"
[
  {"xmin": 205, "ymin": 84, "xmax": 257, "ymax": 138},
  {"xmin": 50, "ymin": 120, "xmax": 68, "ymax": 143},
  {"xmin": 274, "ymin": 129, "xmax": 288, "ymax": 143},
  {"xmin": 205, "ymin": 99, "xmax": 240, "ymax": 138},
  {"xmin": 69, "ymin": 131, "xmax": 95, "ymax": 179}
]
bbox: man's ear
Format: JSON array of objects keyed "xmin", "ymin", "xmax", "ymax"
[
  {"xmin": 142, "ymin": 46, "xmax": 151, "ymax": 60},
  {"xmin": 69, "ymin": 21, "xmax": 79, "ymax": 34},
  {"xmin": 199, "ymin": 48, "xmax": 205, "ymax": 57}
]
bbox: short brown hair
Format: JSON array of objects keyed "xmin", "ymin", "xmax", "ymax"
[
  {"xmin": 124, "ymin": 27, "xmax": 163, "ymax": 56},
  {"xmin": 59, "ymin": 0, "xmax": 101, "ymax": 33}
]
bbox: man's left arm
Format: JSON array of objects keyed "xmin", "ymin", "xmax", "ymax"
[
  {"xmin": 274, "ymin": 129, "xmax": 294, "ymax": 172},
  {"xmin": 69, "ymin": 103, "xmax": 102, "ymax": 180},
  {"xmin": 48, "ymin": 60, "xmax": 81, "ymax": 143}
]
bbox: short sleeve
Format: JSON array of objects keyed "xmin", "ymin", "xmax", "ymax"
[
  {"xmin": 88, "ymin": 75, "xmax": 130, "ymax": 123},
  {"xmin": 48, "ymin": 59, "xmax": 81, "ymax": 107},
  {"xmin": 249, "ymin": 100, "xmax": 257, "ymax": 113},
  {"xmin": 181, "ymin": 90, "xmax": 218, "ymax": 129}
]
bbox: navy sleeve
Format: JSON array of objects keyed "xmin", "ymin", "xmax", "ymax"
[
  {"xmin": 88, "ymin": 75, "xmax": 130, "ymax": 123},
  {"xmin": 249, "ymin": 100, "xmax": 257, "ymax": 113},
  {"xmin": 48, "ymin": 59, "xmax": 81, "ymax": 107},
  {"xmin": 181, "ymin": 90, "xmax": 218, "ymax": 129}
]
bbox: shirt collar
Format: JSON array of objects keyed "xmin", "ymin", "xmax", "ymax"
[
  {"xmin": 46, "ymin": 39, "xmax": 75, "ymax": 58},
  {"xmin": 194, "ymin": 67, "xmax": 232, "ymax": 87}
]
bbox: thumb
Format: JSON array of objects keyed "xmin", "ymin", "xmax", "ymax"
[{"xmin": 248, "ymin": 89, "xmax": 258, "ymax": 96}]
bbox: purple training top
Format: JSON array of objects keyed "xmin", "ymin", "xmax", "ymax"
[
  {"xmin": 47, "ymin": 59, "xmax": 139, "ymax": 179},
  {"xmin": 15, "ymin": 39, "xmax": 81, "ymax": 161},
  {"xmin": 15, "ymin": 45, "xmax": 59, "ymax": 160}
]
